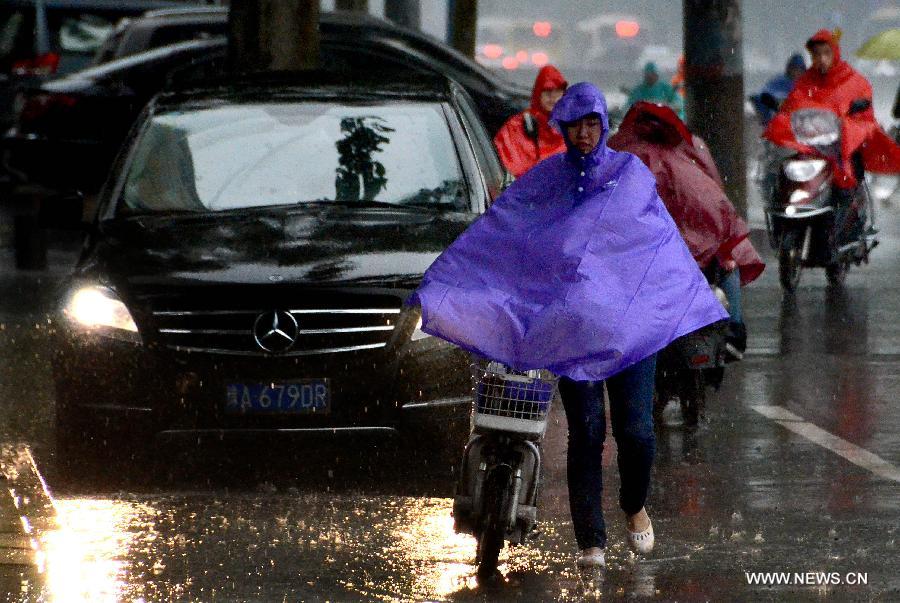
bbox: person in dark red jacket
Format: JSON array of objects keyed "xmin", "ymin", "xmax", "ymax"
[
  {"xmin": 609, "ymin": 101, "xmax": 765, "ymax": 354},
  {"xmin": 493, "ymin": 65, "xmax": 567, "ymax": 177}
]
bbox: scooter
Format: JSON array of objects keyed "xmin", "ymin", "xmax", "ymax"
[
  {"xmin": 452, "ymin": 361, "xmax": 558, "ymax": 579},
  {"xmin": 763, "ymin": 100, "xmax": 879, "ymax": 292},
  {"xmin": 654, "ymin": 276, "xmax": 731, "ymax": 427}
]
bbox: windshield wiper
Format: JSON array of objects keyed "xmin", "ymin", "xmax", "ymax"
[
  {"xmin": 119, "ymin": 208, "xmax": 200, "ymax": 218},
  {"xmin": 298, "ymin": 200, "xmax": 407, "ymax": 208}
]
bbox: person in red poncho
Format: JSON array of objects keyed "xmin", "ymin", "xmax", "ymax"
[
  {"xmin": 493, "ymin": 65, "xmax": 567, "ymax": 177},
  {"xmin": 609, "ymin": 101, "xmax": 765, "ymax": 354},
  {"xmin": 764, "ymin": 29, "xmax": 900, "ymax": 242}
]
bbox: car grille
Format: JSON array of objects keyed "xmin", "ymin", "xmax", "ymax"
[{"xmin": 151, "ymin": 302, "xmax": 402, "ymax": 357}]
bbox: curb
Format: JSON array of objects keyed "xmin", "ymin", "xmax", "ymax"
[{"xmin": 0, "ymin": 444, "xmax": 55, "ymax": 596}]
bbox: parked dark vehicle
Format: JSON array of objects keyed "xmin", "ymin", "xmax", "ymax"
[
  {"xmin": 51, "ymin": 74, "xmax": 506, "ymax": 470},
  {"xmin": 0, "ymin": 0, "xmax": 177, "ymax": 133},
  {"xmin": 4, "ymin": 11, "xmax": 528, "ymax": 194},
  {"xmin": 4, "ymin": 37, "xmax": 227, "ymax": 192},
  {"xmin": 91, "ymin": 6, "xmax": 228, "ymax": 65}
]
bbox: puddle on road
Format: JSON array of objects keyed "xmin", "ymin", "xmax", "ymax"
[{"xmin": 35, "ymin": 494, "xmax": 586, "ymax": 601}]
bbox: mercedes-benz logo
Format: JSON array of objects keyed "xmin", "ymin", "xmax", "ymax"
[{"xmin": 253, "ymin": 310, "xmax": 299, "ymax": 353}]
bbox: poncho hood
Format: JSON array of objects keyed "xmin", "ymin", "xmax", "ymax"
[
  {"xmin": 549, "ymin": 81, "xmax": 612, "ymax": 166},
  {"xmin": 609, "ymin": 102, "xmax": 765, "ymax": 286},
  {"xmin": 529, "ymin": 65, "xmax": 568, "ymax": 119},
  {"xmin": 493, "ymin": 65, "xmax": 568, "ymax": 177},
  {"xmin": 411, "ymin": 84, "xmax": 728, "ymax": 381},
  {"xmin": 785, "ymin": 52, "xmax": 806, "ymax": 75},
  {"xmin": 806, "ymin": 29, "xmax": 841, "ymax": 64}
]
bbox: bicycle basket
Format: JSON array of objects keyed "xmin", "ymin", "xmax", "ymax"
[{"xmin": 471, "ymin": 363, "xmax": 559, "ymax": 436}]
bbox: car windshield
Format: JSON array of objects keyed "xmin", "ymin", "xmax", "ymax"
[{"xmin": 118, "ymin": 100, "xmax": 468, "ymax": 214}]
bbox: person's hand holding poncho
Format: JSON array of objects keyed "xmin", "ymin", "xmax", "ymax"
[{"xmin": 409, "ymin": 83, "xmax": 728, "ymax": 381}]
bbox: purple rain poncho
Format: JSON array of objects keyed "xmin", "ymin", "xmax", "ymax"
[{"xmin": 410, "ymin": 82, "xmax": 728, "ymax": 381}]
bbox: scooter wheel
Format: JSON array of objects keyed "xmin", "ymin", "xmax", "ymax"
[
  {"xmin": 679, "ymin": 371, "xmax": 706, "ymax": 427},
  {"xmin": 476, "ymin": 466, "xmax": 511, "ymax": 579},
  {"xmin": 778, "ymin": 231, "xmax": 802, "ymax": 293},
  {"xmin": 826, "ymin": 261, "xmax": 847, "ymax": 287}
]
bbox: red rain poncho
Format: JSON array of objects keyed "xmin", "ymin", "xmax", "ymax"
[
  {"xmin": 493, "ymin": 65, "xmax": 568, "ymax": 177},
  {"xmin": 764, "ymin": 29, "xmax": 900, "ymax": 189},
  {"xmin": 608, "ymin": 102, "xmax": 765, "ymax": 286}
]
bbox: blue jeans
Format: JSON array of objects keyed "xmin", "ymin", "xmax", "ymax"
[
  {"xmin": 720, "ymin": 269, "xmax": 743, "ymax": 324},
  {"xmin": 559, "ymin": 353, "xmax": 657, "ymax": 550}
]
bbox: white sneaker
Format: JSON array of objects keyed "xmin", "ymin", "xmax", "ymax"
[{"xmin": 627, "ymin": 519, "xmax": 654, "ymax": 554}]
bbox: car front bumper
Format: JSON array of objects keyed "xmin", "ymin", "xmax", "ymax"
[{"xmin": 52, "ymin": 325, "xmax": 472, "ymax": 442}]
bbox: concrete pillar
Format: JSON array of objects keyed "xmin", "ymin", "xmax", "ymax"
[
  {"xmin": 447, "ymin": 0, "xmax": 477, "ymax": 58},
  {"xmin": 228, "ymin": 0, "xmax": 320, "ymax": 72},
  {"xmin": 384, "ymin": 0, "xmax": 419, "ymax": 30},
  {"xmin": 683, "ymin": 0, "xmax": 747, "ymax": 217}
]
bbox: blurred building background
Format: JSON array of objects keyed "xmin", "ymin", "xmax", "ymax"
[{"xmin": 335, "ymin": 0, "xmax": 899, "ymax": 124}]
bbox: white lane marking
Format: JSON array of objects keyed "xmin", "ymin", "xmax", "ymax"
[
  {"xmin": 752, "ymin": 405, "xmax": 804, "ymax": 422},
  {"xmin": 752, "ymin": 405, "xmax": 900, "ymax": 483}
]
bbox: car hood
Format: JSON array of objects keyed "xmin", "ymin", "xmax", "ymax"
[{"xmin": 85, "ymin": 206, "xmax": 477, "ymax": 290}]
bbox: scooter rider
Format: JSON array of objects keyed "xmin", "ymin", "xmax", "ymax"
[
  {"xmin": 609, "ymin": 102, "xmax": 765, "ymax": 355},
  {"xmin": 411, "ymin": 83, "xmax": 727, "ymax": 569},
  {"xmin": 764, "ymin": 30, "xmax": 900, "ymax": 248},
  {"xmin": 750, "ymin": 53, "xmax": 806, "ymax": 126}
]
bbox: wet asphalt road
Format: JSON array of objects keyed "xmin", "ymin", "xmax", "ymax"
[{"xmin": 0, "ymin": 204, "xmax": 898, "ymax": 601}]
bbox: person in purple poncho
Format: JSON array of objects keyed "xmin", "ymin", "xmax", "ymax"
[{"xmin": 411, "ymin": 82, "xmax": 727, "ymax": 569}]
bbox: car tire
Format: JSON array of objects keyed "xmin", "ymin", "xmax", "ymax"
[
  {"xmin": 55, "ymin": 403, "xmax": 156, "ymax": 485},
  {"xmin": 406, "ymin": 416, "xmax": 470, "ymax": 478},
  {"xmin": 54, "ymin": 409, "xmax": 101, "ymax": 481}
]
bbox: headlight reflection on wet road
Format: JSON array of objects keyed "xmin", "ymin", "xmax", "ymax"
[
  {"xmin": 42, "ymin": 498, "xmax": 157, "ymax": 603},
  {"xmin": 386, "ymin": 498, "xmax": 479, "ymax": 598}
]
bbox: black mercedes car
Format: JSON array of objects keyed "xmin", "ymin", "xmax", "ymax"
[{"xmin": 52, "ymin": 74, "xmax": 506, "ymax": 468}]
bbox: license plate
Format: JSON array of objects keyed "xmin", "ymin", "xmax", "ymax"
[{"xmin": 225, "ymin": 380, "xmax": 330, "ymax": 415}]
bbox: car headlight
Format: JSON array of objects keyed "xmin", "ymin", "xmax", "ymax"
[
  {"xmin": 411, "ymin": 316, "xmax": 432, "ymax": 341},
  {"xmin": 783, "ymin": 159, "xmax": 826, "ymax": 182},
  {"xmin": 63, "ymin": 285, "xmax": 141, "ymax": 342}
]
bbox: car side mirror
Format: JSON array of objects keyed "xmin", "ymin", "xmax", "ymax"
[
  {"xmin": 848, "ymin": 98, "xmax": 871, "ymax": 115},
  {"xmin": 38, "ymin": 190, "xmax": 88, "ymax": 230}
]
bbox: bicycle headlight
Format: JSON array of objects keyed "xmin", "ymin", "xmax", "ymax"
[
  {"xmin": 783, "ymin": 159, "xmax": 826, "ymax": 182},
  {"xmin": 63, "ymin": 285, "xmax": 140, "ymax": 341}
]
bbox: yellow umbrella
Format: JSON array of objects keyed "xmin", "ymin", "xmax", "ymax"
[{"xmin": 856, "ymin": 28, "xmax": 900, "ymax": 61}]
